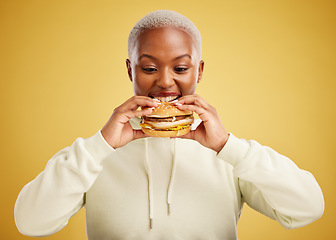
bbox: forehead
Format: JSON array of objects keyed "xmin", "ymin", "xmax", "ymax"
[{"xmin": 131, "ymin": 27, "xmax": 198, "ymax": 61}]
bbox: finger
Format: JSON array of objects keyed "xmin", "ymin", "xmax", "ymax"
[
  {"xmin": 129, "ymin": 97, "xmax": 159, "ymax": 110},
  {"xmin": 176, "ymin": 130, "xmax": 195, "ymax": 140},
  {"xmin": 121, "ymin": 96, "xmax": 159, "ymax": 112},
  {"xmin": 122, "ymin": 107, "xmax": 154, "ymax": 121},
  {"xmin": 176, "ymin": 95, "xmax": 209, "ymax": 109},
  {"xmin": 133, "ymin": 129, "xmax": 148, "ymax": 140},
  {"xmin": 175, "ymin": 103, "xmax": 207, "ymax": 117}
]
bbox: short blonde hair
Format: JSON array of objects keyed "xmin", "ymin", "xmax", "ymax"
[{"xmin": 128, "ymin": 10, "xmax": 202, "ymax": 60}]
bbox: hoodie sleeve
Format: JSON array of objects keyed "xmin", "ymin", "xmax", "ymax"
[
  {"xmin": 14, "ymin": 131, "xmax": 114, "ymax": 237},
  {"xmin": 217, "ymin": 133, "xmax": 324, "ymax": 229}
]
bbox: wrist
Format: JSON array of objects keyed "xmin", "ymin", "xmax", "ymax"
[
  {"xmin": 101, "ymin": 127, "xmax": 118, "ymax": 149},
  {"xmin": 214, "ymin": 133, "xmax": 229, "ymax": 154}
]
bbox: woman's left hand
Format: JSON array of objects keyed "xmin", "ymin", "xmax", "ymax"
[{"xmin": 173, "ymin": 94, "xmax": 229, "ymax": 153}]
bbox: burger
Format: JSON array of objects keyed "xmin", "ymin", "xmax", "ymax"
[{"xmin": 140, "ymin": 101, "xmax": 194, "ymax": 137}]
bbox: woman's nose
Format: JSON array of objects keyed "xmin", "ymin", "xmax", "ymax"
[{"xmin": 156, "ymin": 69, "xmax": 175, "ymax": 88}]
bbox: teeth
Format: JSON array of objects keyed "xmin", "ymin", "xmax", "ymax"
[{"xmin": 154, "ymin": 96, "xmax": 179, "ymax": 102}]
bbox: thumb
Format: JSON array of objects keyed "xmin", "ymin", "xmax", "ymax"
[
  {"xmin": 175, "ymin": 129, "xmax": 195, "ymax": 140},
  {"xmin": 133, "ymin": 129, "xmax": 149, "ymax": 140}
]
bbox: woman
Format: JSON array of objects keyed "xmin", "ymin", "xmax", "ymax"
[{"xmin": 14, "ymin": 10, "xmax": 324, "ymax": 240}]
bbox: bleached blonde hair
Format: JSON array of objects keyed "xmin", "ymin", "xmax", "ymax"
[{"xmin": 128, "ymin": 10, "xmax": 202, "ymax": 60}]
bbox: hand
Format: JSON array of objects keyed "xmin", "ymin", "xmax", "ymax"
[
  {"xmin": 101, "ymin": 96, "xmax": 159, "ymax": 149},
  {"xmin": 174, "ymin": 95, "xmax": 229, "ymax": 153}
]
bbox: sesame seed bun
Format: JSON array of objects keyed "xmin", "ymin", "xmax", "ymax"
[{"xmin": 145, "ymin": 101, "xmax": 192, "ymax": 118}]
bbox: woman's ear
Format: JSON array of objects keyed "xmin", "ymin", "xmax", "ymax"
[
  {"xmin": 197, "ymin": 60, "xmax": 204, "ymax": 83},
  {"xmin": 126, "ymin": 59, "xmax": 133, "ymax": 82}
]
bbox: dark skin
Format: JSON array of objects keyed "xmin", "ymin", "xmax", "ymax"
[{"xmin": 101, "ymin": 27, "xmax": 229, "ymax": 153}]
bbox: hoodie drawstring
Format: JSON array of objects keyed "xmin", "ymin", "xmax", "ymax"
[
  {"xmin": 167, "ymin": 138, "xmax": 177, "ymax": 215},
  {"xmin": 144, "ymin": 138, "xmax": 153, "ymax": 229},
  {"xmin": 144, "ymin": 138, "xmax": 178, "ymax": 230}
]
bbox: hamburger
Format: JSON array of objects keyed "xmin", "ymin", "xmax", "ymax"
[{"xmin": 140, "ymin": 101, "xmax": 194, "ymax": 137}]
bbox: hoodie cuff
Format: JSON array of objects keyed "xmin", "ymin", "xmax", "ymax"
[
  {"xmin": 83, "ymin": 130, "xmax": 115, "ymax": 164},
  {"xmin": 217, "ymin": 133, "xmax": 250, "ymax": 167}
]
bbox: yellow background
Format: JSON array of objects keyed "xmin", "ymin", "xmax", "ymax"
[{"xmin": 1, "ymin": 0, "xmax": 335, "ymax": 239}]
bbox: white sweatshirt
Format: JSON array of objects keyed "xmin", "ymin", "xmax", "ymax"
[{"xmin": 14, "ymin": 118, "xmax": 324, "ymax": 239}]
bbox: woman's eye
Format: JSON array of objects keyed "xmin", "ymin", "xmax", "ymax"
[
  {"xmin": 174, "ymin": 67, "xmax": 188, "ymax": 73},
  {"xmin": 142, "ymin": 67, "xmax": 157, "ymax": 73}
]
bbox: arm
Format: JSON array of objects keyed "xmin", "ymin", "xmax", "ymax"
[
  {"xmin": 217, "ymin": 134, "xmax": 324, "ymax": 229},
  {"xmin": 176, "ymin": 95, "xmax": 324, "ymax": 228},
  {"xmin": 14, "ymin": 131, "xmax": 113, "ymax": 236},
  {"xmin": 14, "ymin": 96, "xmax": 158, "ymax": 237}
]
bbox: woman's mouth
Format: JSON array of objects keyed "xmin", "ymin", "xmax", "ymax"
[
  {"xmin": 149, "ymin": 92, "xmax": 181, "ymax": 102},
  {"xmin": 152, "ymin": 96, "xmax": 180, "ymax": 102}
]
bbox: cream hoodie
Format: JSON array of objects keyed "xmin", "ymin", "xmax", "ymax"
[{"xmin": 14, "ymin": 118, "xmax": 324, "ymax": 239}]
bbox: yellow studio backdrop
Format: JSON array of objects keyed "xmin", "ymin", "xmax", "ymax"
[{"xmin": 1, "ymin": 0, "xmax": 335, "ymax": 239}]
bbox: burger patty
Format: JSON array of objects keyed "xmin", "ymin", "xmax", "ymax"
[
  {"xmin": 142, "ymin": 117, "xmax": 194, "ymax": 130},
  {"xmin": 143, "ymin": 115, "xmax": 193, "ymax": 122}
]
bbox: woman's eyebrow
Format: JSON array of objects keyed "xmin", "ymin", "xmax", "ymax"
[
  {"xmin": 138, "ymin": 53, "xmax": 192, "ymax": 61},
  {"xmin": 138, "ymin": 54, "xmax": 157, "ymax": 61},
  {"xmin": 174, "ymin": 54, "xmax": 192, "ymax": 60}
]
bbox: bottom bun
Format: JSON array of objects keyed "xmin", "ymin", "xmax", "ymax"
[{"xmin": 142, "ymin": 126, "xmax": 191, "ymax": 138}]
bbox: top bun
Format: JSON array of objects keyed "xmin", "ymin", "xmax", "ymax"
[{"xmin": 145, "ymin": 101, "xmax": 192, "ymax": 118}]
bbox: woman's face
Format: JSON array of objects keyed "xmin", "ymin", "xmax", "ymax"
[{"xmin": 127, "ymin": 27, "xmax": 204, "ymax": 101}]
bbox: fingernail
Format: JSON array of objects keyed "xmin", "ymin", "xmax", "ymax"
[
  {"xmin": 170, "ymin": 99, "xmax": 178, "ymax": 103},
  {"xmin": 152, "ymin": 99, "xmax": 160, "ymax": 102},
  {"xmin": 174, "ymin": 103, "xmax": 182, "ymax": 106}
]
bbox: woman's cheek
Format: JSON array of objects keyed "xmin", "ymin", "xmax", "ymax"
[{"xmin": 178, "ymin": 75, "xmax": 198, "ymax": 94}]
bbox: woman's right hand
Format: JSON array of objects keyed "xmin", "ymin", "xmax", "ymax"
[{"xmin": 101, "ymin": 96, "xmax": 159, "ymax": 149}]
